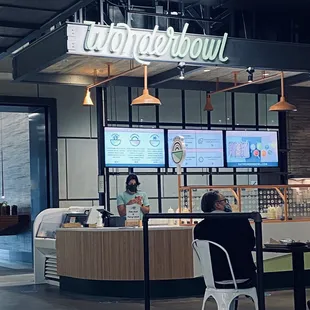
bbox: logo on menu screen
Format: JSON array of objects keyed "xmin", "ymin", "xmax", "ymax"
[{"xmin": 171, "ymin": 136, "xmax": 186, "ymax": 165}]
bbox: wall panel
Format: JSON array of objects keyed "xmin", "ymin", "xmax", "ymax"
[{"xmin": 67, "ymin": 139, "xmax": 98, "ymax": 199}]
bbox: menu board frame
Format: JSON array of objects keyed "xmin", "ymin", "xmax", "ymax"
[
  {"xmin": 224, "ymin": 130, "xmax": 279, "ymax": 168},
  {"xmin": 167, "ymin": 129, "xmax": 225, "ymax": 168},
  {"xmin": 104, "ymin": 126, "xmax": 166, "ymax": 168}
]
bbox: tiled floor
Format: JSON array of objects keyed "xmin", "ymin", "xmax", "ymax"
[{"xmin": 0, "ymin": 284, "xmax": 306, "ymax": 309}]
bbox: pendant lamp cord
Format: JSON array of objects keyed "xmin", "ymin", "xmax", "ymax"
[
  {"xmin": 280, "ymin": 71, "xmax": 284, "ymax": 97},
  {"xmin": 144, "ymin": 65, "xmax": 148, "ymax": 90}
]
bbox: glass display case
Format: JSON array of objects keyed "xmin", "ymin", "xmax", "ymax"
[
  {"xmin": 178, "ymin": 185, "xmax": 310, "ymax": 225},
  {"xmin": 36, "ymin": 212, "xmax": 64, "ymax": 239}
]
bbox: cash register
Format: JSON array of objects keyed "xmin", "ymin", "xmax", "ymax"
[{"xmin": 97, "ymin": 208, "xmax": 125, "ymax": 227}]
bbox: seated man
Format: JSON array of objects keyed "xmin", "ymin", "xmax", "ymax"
[{"xmin": 194, "ymin": 190, "xmax": 256, "ymax": 287}]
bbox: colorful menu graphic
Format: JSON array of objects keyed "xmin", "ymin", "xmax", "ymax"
[
  {"xmin": 105, "ymin": 127, "xmax": 165, "ymax": 168},
  {"xmin": 168, "ymin": 130, "xmax": 224, "ymax": 168},
  {"xmin": 226, "ymin": 131, "xmax": 278, "ymax": 167}
]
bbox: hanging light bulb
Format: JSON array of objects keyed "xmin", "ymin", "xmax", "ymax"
[
  {"xmin": 83, "ymin": 88, "xmax": 94, "ymax": 106},
  {"xmin": 177, "ymin": 62, "xmax": 186, "ymax": 80},
  {"xmin": 179, "ymin": 68, "xmax": 185, "ymax": 80},
  {"xmin": 269, "ymin": 72, "xmax": 297, "ymax": 112},
  {"xmin": 204, "ymin": 94, "xmax": 213, "ymax": 111}
]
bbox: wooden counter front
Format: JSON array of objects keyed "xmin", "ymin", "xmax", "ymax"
[{"xmin": 56, "ymin": 227, "xmax": 194, "ymax": 281}]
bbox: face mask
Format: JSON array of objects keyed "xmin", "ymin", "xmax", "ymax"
[
  {"xmin": 127, "ymin": 184, "xmax": 137, "ymax": 193},
  {"xmin": 224, "ymin": 204, "xmax": 232, "ymax": 212}
]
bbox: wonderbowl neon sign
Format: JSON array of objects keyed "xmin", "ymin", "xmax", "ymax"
[{"xmin": 83, "ymin": 22, "xmax": 229, "ymax": 65}]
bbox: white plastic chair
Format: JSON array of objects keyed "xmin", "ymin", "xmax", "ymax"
[{"xmin": 192, "ymin": 239, "xmax": 258, "ymax": 310}]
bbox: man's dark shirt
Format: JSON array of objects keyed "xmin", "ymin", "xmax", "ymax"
[{"xmin": 194, "ymin": 215, "xmax": 256, "ymax": 282}]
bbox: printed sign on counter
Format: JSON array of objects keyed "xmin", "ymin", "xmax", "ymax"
[{"xmin": 126, "ymin": 204, "xmax": 140, "ymax": 221}]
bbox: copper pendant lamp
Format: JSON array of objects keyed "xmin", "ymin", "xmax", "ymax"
[
  {"xmin": 131, "ymin": 65, "xmax": 161, "ymax": 106},
  {"xmin": 204, "ymin": 94, "xmax": 214, "ymax": 111},
  {"xmin": 83, "ymin": 88, "xmax": 94, "ymax": 106},
  {"xmin": 269, "ymin": 72, "xmax": 297, "ymax": 112}
]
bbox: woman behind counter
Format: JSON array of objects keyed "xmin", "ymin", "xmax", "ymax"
[{"xmin": 116, "ymin": 174, "xmax": 150, "ymax": 218}]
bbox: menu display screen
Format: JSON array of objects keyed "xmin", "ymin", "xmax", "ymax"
[
  {"xmin": 104, "ymin": 127, "xmax": 165, "ymax": 168},
  {"xmin": 167, "ymin": 130, "xmax": 224, "ymax": 168},
  {"xmin": 226, "ymin": 131, "xmax": 278, "ymax": 167}
]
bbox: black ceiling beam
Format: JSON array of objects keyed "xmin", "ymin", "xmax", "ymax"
[
  {"xmin": 0, "ymin": 4, "xmax": 58, "ymax": 12},
  {"xmin": 258, "ymin": 73, "xmax": 310, "ymax": 93},
  {"xmin": 0, "ymin": 21, "xmax": 40, "ymax": 30},
  {"xmin": 1, "ymin": 0, "xmax": 96, "ymax": 59},
  {"xmin": 0, "ymin": 47, "xmax": 8, "ymax": 53},
  {"xmin": 148, "ymin": 66, "xmax": 202, "ymax": 87},
  {"xmin": 127, "ymin": 10, "xmax": 223, "ymax": 23}
]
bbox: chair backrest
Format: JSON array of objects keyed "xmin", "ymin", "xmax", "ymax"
[{"xmin": 192, "ymin": 239, "xmax": 237, "ymax": 289}]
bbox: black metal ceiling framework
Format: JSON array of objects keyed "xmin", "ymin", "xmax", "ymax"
[
  {"xmin": 0, "ymin": 0, "xmax": 96, "ymax": 59},
  {"xmin": 8, "ymin": 0, "xmax": 310, "ymax": 94},
  {"xmin": 85, "ymin": 0, "xmax": 310, "ymax": 92}
]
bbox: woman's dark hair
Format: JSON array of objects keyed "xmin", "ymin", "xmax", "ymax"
[
  {"xmin": 126, "ymin": 174, "xmax": 140, "ymax": 186},
  {"xmin": 201, "ymin": 190, "xmax": 220, "ymax": 213}
]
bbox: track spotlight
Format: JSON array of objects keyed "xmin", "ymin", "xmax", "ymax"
[
  {"xmin": 246, "ymin": 67, "xmax": 255, "ymax": 83},
  {"xmin": 177, "ymin": 62, "xmax": 186, "ymax": 80}
]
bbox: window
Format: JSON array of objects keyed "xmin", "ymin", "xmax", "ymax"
[
  {"xmin": 107, "ymin": 86, "xmax": 128, "ymax": 122},
  {"xmin": 211, "ymin": 93, "xmax": 232, "ymax": 125},
  {"xmin": 258, "ymin": 94, "xmax": 279, "ymax": 126},
  {"xmin": 159, "ymin": 89, "xmax": 182, "ymax": 123},
  {"xmin": 235, "ymin": 93, "xmax": 256, "ymax": 126}
]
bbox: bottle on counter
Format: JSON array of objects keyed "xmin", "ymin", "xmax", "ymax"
[
  {"xmin": 1, "ymin": 201, "xmax": 8, "ymax": 216},
  {"xmin": 174, "ymin": 207, "xmax": 180, "ymax": 226},
  {"xmin": 168, "ymin": 207, "xmax": 175, "ymax": 226},
  {"xmin": 96, "ymin": 212, "xmax": 103, "ymax": 228},
  {"xmin": 182, "ymin": 206, "xmax": 190, "ymax": 225},
  {"xmin": 11, "ymin": 205, "xmax": 18, "ymax": 216},
  {"xmin": 267, "ymin": 206, "xmax": 276, "ymax": 219},
  {"xmin": 276, "ymin": 205, "xmax": 283, "ymax": 220}
]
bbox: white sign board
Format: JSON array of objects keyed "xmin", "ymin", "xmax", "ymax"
[
  {"xmin": 126, "ymin": 204, "xmax": 140, "ymax": 221},
  {"xmin": 67, "ymin": 22, "xmax": 229, "ymax": 66}
]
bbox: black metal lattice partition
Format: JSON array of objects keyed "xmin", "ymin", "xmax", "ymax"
[{"xmin": 142, "ymin": 212, "xmax": 265, "ymax": 310}]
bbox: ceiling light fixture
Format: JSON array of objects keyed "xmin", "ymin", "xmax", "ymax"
[
  {"xmin": 177, "ymin": 62, "xmax": 186, "ymax": 80},
  {"xmin": 204, "ymin": 94, "xmax": 214, "ymax": 111},
  {"xmin": 83, "ymin": 88, "xmax": 94, "ymax": 106},
  {"xmin": 131, "ymin": 65, "xmax": 161, "ymax": 106},
  {"xmin": 269, "ymin": 71, "xmax": 297, "ymax": 112},
  {"xmin": 246, "ymin": 67, "xmax": 255, "ymax": 83},
  {"xmin": 83, "ymin": 69, "xmax": 98, "ymax": 106}
]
